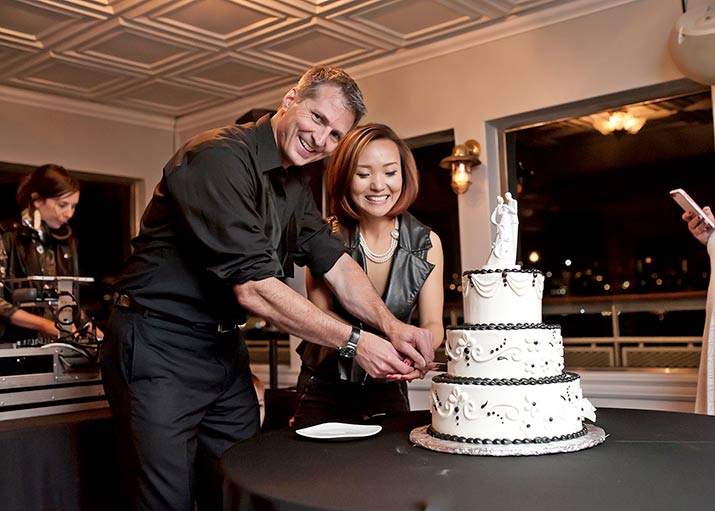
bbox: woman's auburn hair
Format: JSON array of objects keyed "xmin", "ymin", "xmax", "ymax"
[
  {"xmin": 327, "ymin": 123, "xmax": 419, "ymax": 226},
  {"xmin": 16, "ymin": 163, "xmax": 80, "ymax": 208}
]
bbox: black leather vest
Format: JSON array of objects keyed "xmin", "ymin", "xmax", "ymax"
[{"xmin": 297, "ymin": 212, "xmax": 434, "ymax": 382}]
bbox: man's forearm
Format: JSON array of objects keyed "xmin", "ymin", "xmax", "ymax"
[
  {"xmin": 322, "ymin": 254, "xmax": 399, "ymax": 337},
  {"xmin": 233, "ymin": 277, "xmax": 351, "ymax": 348},
  {"xmin": 235, "ymin": 276, "xmax": 416, "ymax": 378}
]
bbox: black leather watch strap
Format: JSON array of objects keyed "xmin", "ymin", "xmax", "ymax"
[{"xmin": 338, "ymin": 326, "xmax": 361, "ymax": 358}]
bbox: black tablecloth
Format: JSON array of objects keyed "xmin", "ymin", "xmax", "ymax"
[
  {"xmin": 222, "ymin": 408, "xmax": 715, "ymax": 511},
  {"xmin": 0, "ymin": 408, "xmax": 122, "ymax": 511}
]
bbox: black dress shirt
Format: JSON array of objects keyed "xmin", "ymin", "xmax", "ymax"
[{"xmin": 114, "ymin": 115, "xmax": 345, "ymax": 325}]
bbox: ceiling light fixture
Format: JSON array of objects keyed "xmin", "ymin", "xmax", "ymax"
[{"xmin": 592, "ymin": 110, "xmax": 646, "ymax": 135}]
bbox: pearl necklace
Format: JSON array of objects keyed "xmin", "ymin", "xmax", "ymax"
[{"xmin": 359, "ymin": 218, "xmax": 400, "ymax": 264}]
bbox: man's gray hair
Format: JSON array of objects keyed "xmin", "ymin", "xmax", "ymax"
[{"xmin": 294, "ymin": 66, "xmax": 367, "ymax": 125}]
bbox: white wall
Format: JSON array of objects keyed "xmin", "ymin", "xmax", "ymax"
[{"xmin": 0, "ymin": 87, "xmax": 175, "ymax": 227}]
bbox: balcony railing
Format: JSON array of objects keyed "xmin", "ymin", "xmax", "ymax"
[
  {"xmin": 247, "ymin": 291, "xmax": 708, "ymax": 379},
  {"xmin": 442, "ymin": 291, "xmax": 706, "ymax": 370},
  {"xmin": 545, "ymin": 291, "xmax": 705, "ymax": 369}
]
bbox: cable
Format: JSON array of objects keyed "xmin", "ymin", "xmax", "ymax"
[{"xmin": 41, "ymin": 340, "xmax": 99, "ymax": 367}]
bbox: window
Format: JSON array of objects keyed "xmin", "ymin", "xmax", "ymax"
[
  {"xmin": 507, "ymin": 88, "xmax": 714, "ymax": 298},
  {"xmin": 493, "ymin": 80, "xmax": 714, "ymax": 370}
]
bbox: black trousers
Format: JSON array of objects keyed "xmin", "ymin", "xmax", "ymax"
[
  {"xmin": 292, "ymin": 366, "xmax": 410, "ymax": 430},
  {"xmin": 100, "ymin": 306, "xmax": 259, "ymax": 511}
]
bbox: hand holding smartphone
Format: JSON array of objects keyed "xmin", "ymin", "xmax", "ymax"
[{"xmin": 670, "ymin": 188, "xmax": 715, "ymax": 229}]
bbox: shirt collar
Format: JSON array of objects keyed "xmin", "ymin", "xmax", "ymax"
[{"xmin": 255, "ymin": 114, "xmax": 283, "ymax": 174}]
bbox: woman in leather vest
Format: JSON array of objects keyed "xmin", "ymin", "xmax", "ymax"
[
  {"xmin": 0, "ymin": 164, "xmax": 100, "ymax": 343},
  {"xmin": 293, "ymin": 124, "xmax": 444, "ymax": 428}
]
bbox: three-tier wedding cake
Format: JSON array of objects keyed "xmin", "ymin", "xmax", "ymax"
[{"xmin": 411, "ymin": 193, "xmax": 605, "ymax": 455}]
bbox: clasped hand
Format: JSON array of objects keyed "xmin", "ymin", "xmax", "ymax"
[{"xmin": 354, "ymin": 323, "xmax": 436, "ymax": 381}]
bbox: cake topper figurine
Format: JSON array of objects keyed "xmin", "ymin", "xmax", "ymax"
[{"xmin": 485, "ymin": 192, "xmax": 519, "ymax": 268}]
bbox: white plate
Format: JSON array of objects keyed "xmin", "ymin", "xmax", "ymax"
[{"xmin": 295, "ymin": 422, "xmax": 382, "ymax": 440}]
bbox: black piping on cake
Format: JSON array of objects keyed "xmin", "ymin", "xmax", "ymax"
[
  {"xmin": 426, "ymin": 424, "xmax": 588, "ymax": 445},
  {"xmin": 463, "ymin": 268, "xmax": 543, "ymax": 276},
  {"xmin": 447, "ymin": 323, "xmax": 560, "ymax": 331},
  {"xmin": 433, "ymin": 372, "xmax": 579, "ymax": 386}
]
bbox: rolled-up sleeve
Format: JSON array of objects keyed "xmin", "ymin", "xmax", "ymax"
[
  {"xmin": 165, "ymin": 145, "xmax": 283, "ymax": 285},
  {"xmin": 292, "ymin": 184, "xmax": 347, "ymax": 277}
]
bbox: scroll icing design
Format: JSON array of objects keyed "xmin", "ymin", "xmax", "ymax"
[
  {"xmin": 447, "ymin": 329, "xmax": 570, "ymax": 376},
  {"xmin": 445, "ymin": 334, "xmax": 470, "ymax": 362},
  {"xmin": 464, "ymin": 400, "xmax": 521, "ymax": 423},
  {"xmin": 448, "ymin": 332, "xmax": 531, "ymax": 366},
  {"xmin": 432, "ymin": 387, "xmax": 519, "ymax": 426},
  {"xmin": 474, "ymin": 343, "xmax": 523, "ymax": 364},
  {"xmin": 432, "ymin": 387, "xmax": 463, "ymax": 418}
]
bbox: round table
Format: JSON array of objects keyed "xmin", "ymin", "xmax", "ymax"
[{"xmin": 221, "ymin": 408, "xmax": 715, "ymax": 511}]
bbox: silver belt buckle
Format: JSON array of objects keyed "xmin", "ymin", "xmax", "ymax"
[{"xmin": 218, "ymin": 323, "xmax": 244, "ymax": 333}]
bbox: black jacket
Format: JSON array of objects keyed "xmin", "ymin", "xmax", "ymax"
[{"xmin": 0, "ymin": 220, "xmax": 79, "ymax": 340}]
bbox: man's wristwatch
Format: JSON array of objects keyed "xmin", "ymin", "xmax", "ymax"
[{"xmin": 338, "ymin": 326, "xmax": 361, "ymax": 358}]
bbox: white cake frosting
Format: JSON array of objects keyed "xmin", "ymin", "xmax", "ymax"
[
  {"xmin": 428, "ymin": 194, "xmax": 596, "ymax": 446},
  {"xmin": 445, "ymin": 323, "xmax": 564, "ymax": 379},
  {"xmin": 431, "ymin": 373, "xmax": 595, "ymax": 442},
  {"xmin": 462, "ymin": 268, "xmax": 544, "ymax": 324}
]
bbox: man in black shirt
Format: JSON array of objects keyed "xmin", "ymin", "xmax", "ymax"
[{"xmin": 100, "ymin": 66, "xmax": 435, "ymax": 511}]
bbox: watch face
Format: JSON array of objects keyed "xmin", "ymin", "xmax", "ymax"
[{"xmin": 339, "ymin": 345, "xmax": 356, "ymax": 358}]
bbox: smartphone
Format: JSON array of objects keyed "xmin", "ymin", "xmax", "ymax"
[{"xmin": 670, "ymin": 188, "xmax": 715, "ymax": 228}]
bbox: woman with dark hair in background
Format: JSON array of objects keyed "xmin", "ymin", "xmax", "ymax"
[
  {"xmin": 293, "ymin": 123, "xmax": 444, "ymax": 429},
  {"xmin": 0, "ymin": 163, "xmax": 102, "ymax": 342}
]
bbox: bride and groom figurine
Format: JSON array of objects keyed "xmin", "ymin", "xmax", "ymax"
[{"xmin": 485, "ymin": 192, "xmax": 519, "ymax": 269}]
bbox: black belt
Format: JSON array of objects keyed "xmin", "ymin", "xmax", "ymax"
[{"xmin": 114, "ymin": 294, "xmax": 243, "ymax": 334}]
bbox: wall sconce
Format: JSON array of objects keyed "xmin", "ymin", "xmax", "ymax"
[
  {"xmin": 439, "ymin": 139, "xmax": 481, "ymax": 194},
  {"xmin": 591, "ymin": 110, "xmax": 646, "ymax": 135}
]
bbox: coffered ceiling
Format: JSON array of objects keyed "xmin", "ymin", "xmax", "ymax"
[{"xmin": 0, "ymin": 0, "xmax": 621, "ymax": 119}]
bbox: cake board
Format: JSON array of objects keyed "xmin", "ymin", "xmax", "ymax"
[{"xmin": 409, "ymin": 423, "xmax": 607, "ymax": 456}]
